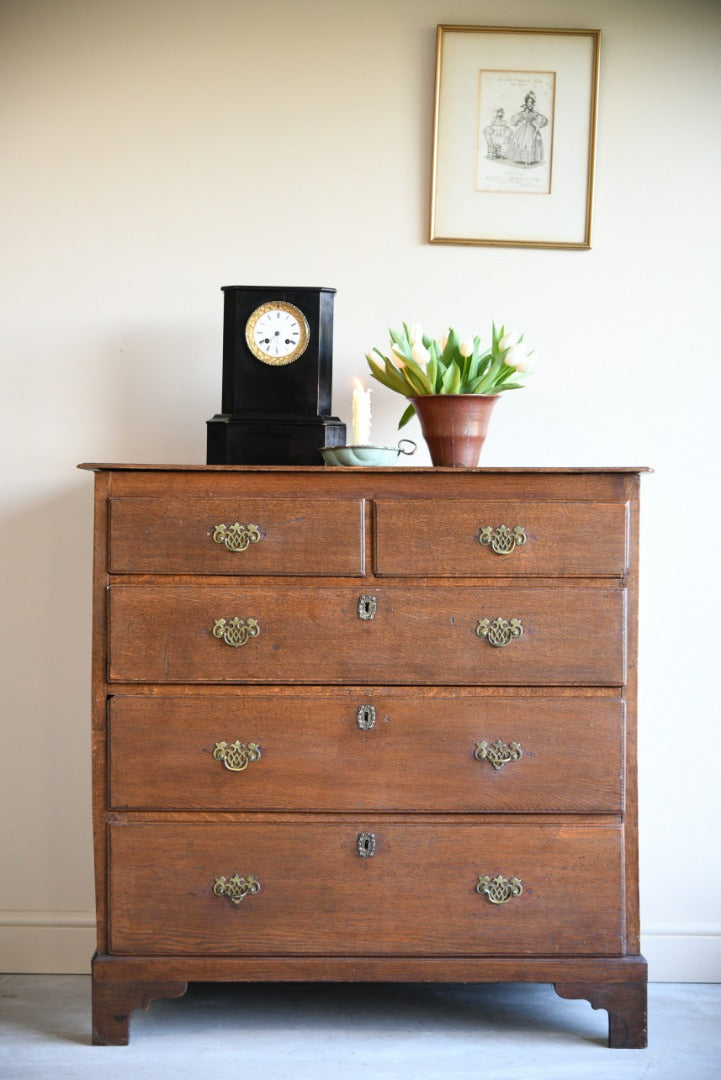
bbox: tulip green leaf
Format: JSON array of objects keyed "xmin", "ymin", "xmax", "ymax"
[
  {"xmin": 397, "ymin": 402, "xmax": 416, "ymax": 428},
  {"xmin": 364, "ymin": 321, "xmax": 534, "ymax": 428}
]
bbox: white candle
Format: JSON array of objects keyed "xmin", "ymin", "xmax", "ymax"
[{"xmin": 352, "ymin": 378, "xmax": 372, "ymax": 445}]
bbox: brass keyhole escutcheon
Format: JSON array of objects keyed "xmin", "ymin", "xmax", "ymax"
[
  {"xmin": 357, "ymin": 595, "xmax": 377, "ymax": 621},
  {"xmin": 357, "ymin": 833, "xmax": 377, "ymax": 857},
  {"xmin": 357, "ymin": 705, "xmax": 376, "ymax": 730}
]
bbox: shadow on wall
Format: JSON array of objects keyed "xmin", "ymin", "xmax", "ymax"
[
  {"xmin": 0, "ymin": 483, "xmax": 96, "ymax": 909},
  {"xmin": 1, "ymin": 318, "xmax": 219, "ymax": 909}
]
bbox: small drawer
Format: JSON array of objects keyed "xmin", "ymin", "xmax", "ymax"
[
  {"xmin": 108, "ymin": 496, "xmax": 365, "ymax": 576},
  {"xmin": 374, "ymin": 499, "xmax": 628, "ymax": 577},
  {"xmin": 108, "ymin": 821, "xmax": 625, "ymax": 956},
  {"xmin": 107, "ymin": 583, "xmax": 626, "ymax": 686},
  {"xmin": 108, "ymin": 693, "xmax": 624, "ymax": 813}
]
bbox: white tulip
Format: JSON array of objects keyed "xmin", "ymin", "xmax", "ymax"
[
  {"xmin": 504, "ymin": 344, "xmax": 526, "ymax": 368},
  {"xmin": 411, "ymin": 342, "xmax": 430, "ymax": 366},
  {"xmin": 505, "ymin": 345, "xmax": 535, "ymax": 372},
  {"xmin": 439, "ymin": 332, "xmax": 449, "ymax": 352},
  {"xmin": 409, "ymin": 322, "xmax": 423, "ymax": 345},
  {"xmin": 459, "ymin": 339, "xmax": 474, "ymax": 357},
  {"xmin": 499, "ymin": 328, "xmax": 523, "ymax": 351},
  {"xmin": 390, "ymin": 343, "xmax": 406, "ymax": 367},
  {"xmin": 514, "ymin": 350, "xmax": 536, "ymax": 373}
]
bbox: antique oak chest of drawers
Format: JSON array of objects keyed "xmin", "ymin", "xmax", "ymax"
[{"xmin": 80, "ymin": 464, "xmax": 647, "ymax": 1047}]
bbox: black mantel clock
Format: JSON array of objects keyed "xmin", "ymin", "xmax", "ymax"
[{"xmin": 206, "ymin": 285, "xmax": 346, "ymax": 465}]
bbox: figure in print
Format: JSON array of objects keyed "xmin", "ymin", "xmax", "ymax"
[
  {"xmin": 508, "ymin": 90, "xmax": 548, "ymax": 167},
  {"xmin": 483, "ymin": 108, "xmax": 511, "ymax": 160}
]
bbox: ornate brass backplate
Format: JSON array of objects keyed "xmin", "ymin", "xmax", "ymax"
[
  {"xmin": 476, "ymin": 875, "xmax": 523, "ymax": 904},
  {"xmin": 212, "ymin": 617, "xmax": 260, "ymax": 647},
  {"xmin": 476, "ymin": 617, "xmax": 523, "ymax": 647},
  {"xmin": 212, "ymin": 873, "xmax": 261, "ymax": 906},
  {"xmin": 474, "ymin": 739, "xmax": 522, "ymax": 770},
  {"xmin": 479, "ymin": 524, "xmax": 527, "ymax": 555},
  {"xmin": 212, "ymin": 740, "xmax": 262, "ymax": 772},
  {"xmin": 212, "ymin": 522, "xmax": 261, "ymax": 552}
]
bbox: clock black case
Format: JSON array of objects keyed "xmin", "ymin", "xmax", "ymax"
[{"xmin": 206, "ymin": 285, "xmax": 346, "ymax": 465}]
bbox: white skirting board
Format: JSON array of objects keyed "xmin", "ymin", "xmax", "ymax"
[{"xmin": 1, "ymin": 913, "xmax": 720, "ymax": 981}]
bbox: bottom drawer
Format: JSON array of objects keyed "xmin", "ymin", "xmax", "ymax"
[{"xmin": 108, "ymin": 822, "xmax": 625, "ymax": 956}]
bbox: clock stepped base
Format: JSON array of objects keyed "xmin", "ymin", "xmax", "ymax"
[
  {"xmin": 91, "ymin": 953, "xmax": 647, "ymax": 1048},
  {"xmin": 206, "ymin": 413, "xmax": 346, "ymax": 465}
]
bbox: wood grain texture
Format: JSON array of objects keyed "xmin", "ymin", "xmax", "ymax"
[
  {"xmin": 108, "ymin": 821, "xmax": 625, "ymax": 956},
  {"xmin": 107, "ymin": 583, "xmax": 626, "ymax": 686},
  {"xmin": 375, "ymin": 499, "xmax": 628, "ymax": 577},
  {"xmin": 108, "ymin": 693, "xmax": 624, "ymax": 813},
  {"xmin": 82, "ymin": 464, "xmax": 646, "ymax": 1045},
  {"xmin": 555, "ymin": 978, "xmax": 648, "ymax": 1048},
  {"xmin": 109, "ymin": 496, "xmax": 365, "ymax": 576},
  {"xmin": 91, "ymin": 953, "xmax": 187, "ymax": 1045}
]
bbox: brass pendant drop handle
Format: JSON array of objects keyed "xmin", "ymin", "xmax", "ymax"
[
  {"xmin": 212, "ymin": 617, "xmax": 260, "ymax": 647},
  {"xmin": 213, "ymin": 741, "xmax": 262, "ymax": 772},
  {"xmin": 212, "ymin": 522, "xmax": 261, "ymax": 552},
  {"xmin": 476, "ymin": 875, "xmax": 523, "ymax": 904},
  {"xmin": 479, "ymin": 525, "xmax": 526, "ymax": 555},
  {"xmin": 474, "ymin": 740, "xmax": 522, "ymax": 770},
  {"xmin": 212, "ymin": 874, "xmax": 261, "ymax": 906},
  {"xmin": 476, "ymin": 617, "xmax": 523, "ymax": 647}
]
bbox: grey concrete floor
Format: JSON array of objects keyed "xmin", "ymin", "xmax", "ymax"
[{"xmin": 0, "ymin": 976, "xmax": 719, "ymax": 1079}]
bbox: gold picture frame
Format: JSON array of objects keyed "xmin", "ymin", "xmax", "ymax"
[{"xmin": 430, "ymin": 26, "xmax": 601, "ymax": 249}]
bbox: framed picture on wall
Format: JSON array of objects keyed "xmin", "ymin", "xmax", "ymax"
[{"xmin": 430, "ymin": 26, "xmax": 601, "ymax": 249}]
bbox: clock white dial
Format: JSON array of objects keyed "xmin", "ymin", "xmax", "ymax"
[{"xmin": 245, "ymin": 301, "xmax": 310, "ymax": 365}]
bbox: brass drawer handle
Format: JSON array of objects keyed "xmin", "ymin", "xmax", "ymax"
[
  {"xmin": 212, "ymin": 874, "xmax": 261, "ymax": 906},
  {"xmin": 476, "ymin": 875, "xmax": 523, "ymax": 904},
  {"xmin": 212, "ymin": 522, "xmax": 261, "ymax": 552},
  {"xmin": 479, "ymin": 525, "xmax": 526, "ymax": 555},
  {"xmin": 476, "ymin": 617, "xmax": 523, "ymax": 647},
  {"xmin": 212, "ymin": 740, "xmax": 262, "ymax": 772},
  {"xmin": 212, "ymin": 617, "xmax": 260, "ymax": 647},
  {"xmin": 474, "ymin": 740, "xmax": 522, "ymax": 770}
]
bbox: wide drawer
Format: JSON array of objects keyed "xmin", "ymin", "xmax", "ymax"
[
  {"xmin": 108, "ymin": 693, "xmax": 624, "ymax": 813},
  {"xmin": 374, "ymin": 499, "xmax": 628, "ymax": 577},
  {"xmin": 107, "ymin": 584, "xmax": 626, "ymax": 685},
  {"xmin": 108, "ymin": 822, "xmax": 625, "ymax": 956},
  {"xmin": 108, "ymin": 496, "xmax": 365, "ymax": 576}
]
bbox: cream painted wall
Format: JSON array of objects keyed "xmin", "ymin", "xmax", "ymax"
[{"xmin": 1, "ymin": 0, "xmax": 720, "ymax": 980}]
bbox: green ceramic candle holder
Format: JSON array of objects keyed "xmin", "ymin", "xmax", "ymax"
[{"xmin": 321, "ymin": 440, "xmax": 416, "ymax": 467}]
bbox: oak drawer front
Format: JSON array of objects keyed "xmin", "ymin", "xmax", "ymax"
[
  {"xmin": 107, "ymin": 584, "xmax": 626, "ymax": 686},
  {"xmin": 108, "ymin": 822, "xmax": 625, "ymax": 956},
  {"xmin": 108, "ymin": 497, "xmax": 365, "ymax": 576},
  {"xmin": 109, "ymin": 694, "xmax": 624, "ymax": 813},
  {"xmin": 374, "ymin": 500, "xmax": 628, "ymax": 578}
]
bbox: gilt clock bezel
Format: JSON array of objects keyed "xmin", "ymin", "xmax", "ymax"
[{"xmin": 245, "ymin": 300, "xmax": 310, "ymax": 366}]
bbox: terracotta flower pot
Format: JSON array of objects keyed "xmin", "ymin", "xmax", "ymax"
[{"xmin": 411, "ymin": 394, "xmax": 499, "ymax": 467}]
